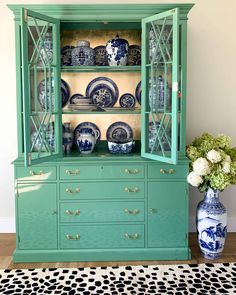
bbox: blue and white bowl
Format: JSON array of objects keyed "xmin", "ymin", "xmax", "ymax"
[
  {"xmin": 108, "ymin": 140, "xmax": 135, "ymax": 154},
  {"xmin": 106, "ymin": 35, "xmax": 129, "ymax": 66}
]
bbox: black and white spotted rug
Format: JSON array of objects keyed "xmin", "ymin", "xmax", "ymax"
[{"xmin": 0, "ymin": 263, "xmax": 236, "ymax": 295}]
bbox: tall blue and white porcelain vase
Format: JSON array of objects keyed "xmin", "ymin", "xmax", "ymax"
[{"xmin": 196, "ymin": 187, "xmax": 227, "ymax": 259}]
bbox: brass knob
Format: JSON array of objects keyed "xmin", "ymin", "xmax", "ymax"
[
  {"xmin": 124, "ymin": 233, "xmax": 139, "ymax": 240},
  {"xmin": 66, "ymin": 234, "xmax": 80, "ymax": 240},
  {"xmin": 160, "ymin": 168, "xmax": 175, "ymax": 174},
  {"xmin": 124, "ymin": 187, "xmax": 139, "ymax": 193},
  {"xmin": 66, "ymin": 169, "xmax": 80, "ymax": 175},
  {"xmin": 124, "ymin": 208, "xmax": 140, "ymax": 215},
  {"xmin": 66, "ymin": 188, "xmax": 80, "ymax": 194},
  {"xmin": 30, "ymin": 170, "xmax": 44, "ymax": 176},
  {"xmin": 65, "ymin": 209, "xmax": 80, "ymax": 215}
]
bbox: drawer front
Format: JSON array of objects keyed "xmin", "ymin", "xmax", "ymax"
[
  {"xmin": 60, "ymin": 164, "xmax": 144, "ymax": 180},
  {"xmin": 60, "ymin": 224, "xmax": 144, "ymax": 249},
  {"xmin": 60, "ymin": 182, "xmax": 145, "ymax": 200},
  {"xmin": 60, "ymin": 201, "xmax": 144, "ymax": 223},
  {"xmin": 148, "ymin": 163, "xmax": 188, "ymax": 179},
  {"xmin": 15, "ymin": 166, "xmax": 57, "ymax": 181}
]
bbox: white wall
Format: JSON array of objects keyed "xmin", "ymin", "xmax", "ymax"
[{"xmin": 0, "ymin": 0, "xmax": 235, "ymax": 233}]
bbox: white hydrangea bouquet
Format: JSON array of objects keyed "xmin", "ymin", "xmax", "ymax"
[{"xmin": 186, "ymin": 133, "xmax": 236, "ymax": 192}]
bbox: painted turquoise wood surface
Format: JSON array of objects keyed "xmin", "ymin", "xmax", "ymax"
[
  {"xmin": 9, "ymin": 3, "xmax": 193, "ymax": 263},
  {"xmin": 20, "ymin": 9, "xmax": 62, "ymax": 166},
  {"xmin": 60, "ymin": 201, "xmax": 145, "ymax": 223},
  {"xmin": 17, "ymin": 183, "xmax": 57, "ymax": 250},
  {"xmin": 60, "ymin": 225, "xmax": 145, "ymax": 249},
  {"xmin": 8, "ymin": 4, "xmax": 194, "ymax": 21},
  {"xmin": 59, "ymin": 164, "xmax": 145, "ymax": 180},
  {"xmin": 13, "ymin": 247, "xmax": 190, "ymax": 263},
  {"xmin": 15, "ymin": 165, "xmax": 57, "ymax": 181},
  {"xmin": 148, "ymin": 181, "xmax": 187, "ymax": 247},
  {"xmin": 141, "ymin": 8, "xmax": 179, "ymax": 165},
  {"xmin": 59, "ymin": 181, "xmax": 145, "ymax": 200}
]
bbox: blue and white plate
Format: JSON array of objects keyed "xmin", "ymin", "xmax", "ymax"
[
  {"xmin": 127, "ymin": 45, "xmax": 141, "ymax": 66},
  {"xmin": 38, "ymin": 78, "xmax": 70, "ymax": 110},
  {"xmin": 86, "ymin": 77, "xmax": 119, "ymax": 102},
  {"xmin": 135, "ymin": 81, "xmax": 141, "ymax": 105},
  {"xmin": 119, "ymin": 93, "xmax": 136, "ymax": 108},
  {"xmin": 90, "ymin": 84, "xmax": 117, "ymax": 108},
  {"xmin": 61, "ymin": 45, "xmax": 75, "ymax": 66},
  {"xmin": 94, "ymin": 45, "xmax": 108, "ymax": 66},
  {"xmin": 74, "ymin": 122, "xmax": 101, "ymax": 144},
  {"xmin": 106, "ymin": 121, "xmax": 133, "ymax": 143}
]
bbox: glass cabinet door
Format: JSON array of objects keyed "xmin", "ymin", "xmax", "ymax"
[
  {"xmin": 21, "ymin": 9, "xmax": 61, "ymax": 166},
  {"xmin": 141, "ymin": 8, "xmax": 179, "ymax": 164}
]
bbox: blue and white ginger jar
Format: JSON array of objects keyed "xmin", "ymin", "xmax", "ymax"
[
  {"xmin": 40, "ymin": 32, "xmax": 53, "ymax": 65},
  {"xmin": 106, "ymin": 35, "xmax": 129, "ymax": 66},
  {"xmin": 196, "ymin": 187, "xmax": 227, "ymax": 259},
  {"xmin": 71, "ymin": 40, "xmax": 95, "ymax": 66}
]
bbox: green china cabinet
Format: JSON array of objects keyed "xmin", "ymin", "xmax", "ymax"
[{"xmin": 9, "ymin": 4, "xmax": 193, "ymax": 262}]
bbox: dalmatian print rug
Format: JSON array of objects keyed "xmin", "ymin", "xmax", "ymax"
[{"xmin": 0, "ymin": 263, "xmax": 236, "ymax": 295}]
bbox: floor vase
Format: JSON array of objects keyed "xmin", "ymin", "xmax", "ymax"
[{"xmin": 196, "ymin": 187, "xmax": 227, "ymax": 259}]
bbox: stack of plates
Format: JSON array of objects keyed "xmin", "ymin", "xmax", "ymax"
[{"xmin": 68, "ymin": 94, "xmax": 97, "ymax": 111}]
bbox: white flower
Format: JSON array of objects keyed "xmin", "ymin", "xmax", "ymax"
[
  {"xmin": 207, "ymin": 149, "xmax": 222, "ymax": 163},
  {"xmin": 187, "ymin": 171, "xmax": 203, "ymax": 187},
  {"xmin": 193, "ymin": 157, "xmax": 211, "ymax": 176},
  {"xmin": 224, "ymin": 155, "xmax": 231, "ymax": 163},
  {"xmin": 222, "ymin": 161, "xmax": 231, "ymax": 173}
]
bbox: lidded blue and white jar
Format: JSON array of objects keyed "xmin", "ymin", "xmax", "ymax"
[
  {"xmin": 106, "ymin": 35, "xmax": 129, "ymax": 66},
  {"xmin": 71, "ymin": 40, "xmax": 95, "ymax": 66},
  {"xmin": 40, "ymin": 32, "xmax": 53, "ymax": 65}
]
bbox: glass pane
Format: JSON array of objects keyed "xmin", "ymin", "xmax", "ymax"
[
  {"xmin": 144, "ymin": 13, "xmax": 177, "ymax": 159},
  {"xmin": 26, "ymin": 15, "xmax": 58, "ymax": 157}
]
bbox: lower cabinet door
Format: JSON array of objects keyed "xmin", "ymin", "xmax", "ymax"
[
  {"xmin": 148, "ymin": 182, "xmax": 187, "ymax": 247},
  {"xmin": 17, "ymin": 183, "xmax": 57, "ymax": 250}
]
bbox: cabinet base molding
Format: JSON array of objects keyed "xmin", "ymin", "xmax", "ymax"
[{"xmin": 13, "ymin": 248, "xmax": 191, "ymax": 263}]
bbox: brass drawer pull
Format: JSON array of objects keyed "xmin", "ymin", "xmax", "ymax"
[
  {"xmin": 65, "ymin": 209, "xmax": 81, "ymax": 215},
  {"xmin": 124, "ymin": 208, "xmax": 140, "ymax": 215},
  {"xmin": 65, "ymin": 169, "xmax": 80, "ymax": 175},
  {"xmin": 66, "ymin": 234, "xmax": 80, "ymax": 240},
  {"xmin": 160, "ymin": 168, "xmax": 175, "ymax": 174},
  {"xmin": 66, "ymin": 188, "xmax": 80, "ymax": 194},
  {"xmin": 124, "ymin": 187, "xmax": 139, "ymax": 193},
  {"xmin": 30, "ymin": 170, "xmax": 44, "ymax": 176},
  {"xmin": 124, "ymin": 233, "xmax": 139, "ymax": 240},
  {"xmin": 124, "ymin": 168, "xmax": 140, "ymax": 175}
]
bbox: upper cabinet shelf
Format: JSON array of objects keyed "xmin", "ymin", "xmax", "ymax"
[{"xmin": 61, "ymin": 66, "xmax": 141, "ymax": 73}]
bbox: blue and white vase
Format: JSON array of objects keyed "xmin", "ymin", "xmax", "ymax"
[
  {"xmin": 196, "ymin": 187, "xmax": 227, "ymax": 259},
  {"xmin": 62, "ymin": 122, "xmax": 73, "ymax": 153},
  {"xmin": 40, "ymin": 32, "xmax": 53, "ymax": 65},
  {"xmin": 71, "ymin": 40, "xmax": 95, "ymax": 66},
  {"xmin": 106, "ymin": 35, "xmax": 129, "ymax": 66},
  {"xmin": 31, "ymin": 122, "xmax": 55, "ymax": 152},
  {"xmin": 75, "ymin": 127, "xmax": 99, "ymax": 154}
]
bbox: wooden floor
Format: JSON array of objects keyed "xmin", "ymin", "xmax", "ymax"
[{"xmin": 0, "ymin": 233, "xmax": 236, "ymax": 269}]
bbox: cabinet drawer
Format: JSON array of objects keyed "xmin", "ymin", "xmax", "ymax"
[
  {"xmin": 60, "ymin": 201, "xmax": 144, "ymax": 223},
  {"xmin": 60, "ymin": 164, "xmax": 144, "ymax": 180},
  {"xmin": 60, "ymin": 224, "xmax": 144, "ymax": 249},
  {"xmin": 15, "ymin": 166, "xmax": 57, "ymax": 181},
  {"xmin": 148, "ymin": 163, "xmax": 188, "ymax": 179},
  {"xmin": 60, "ymin": 182, "xmax": 145, "ymax": 200}
]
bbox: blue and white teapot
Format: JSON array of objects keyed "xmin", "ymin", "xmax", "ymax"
[
  {"xmin": 106, "ymin": 34, "xmax": 129, "ymax": 66},
  {"xmin": 75, "ymin": 127, "xmax": 100, "ymax": 154}
]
